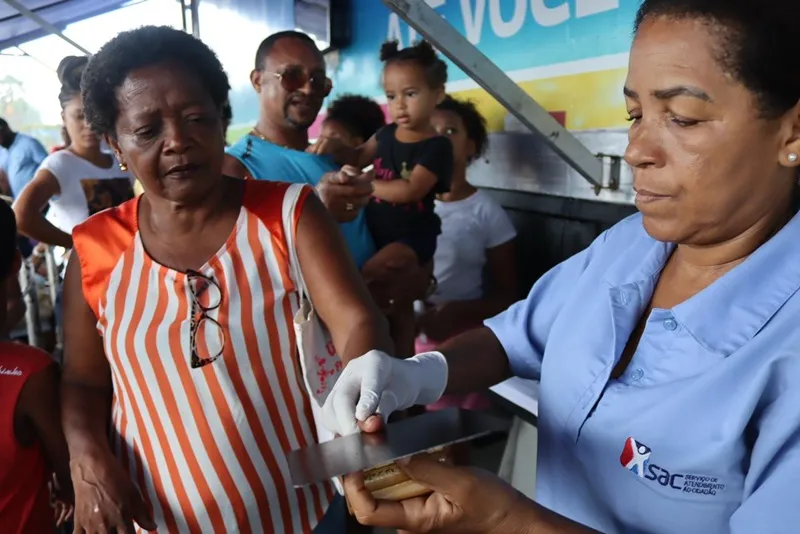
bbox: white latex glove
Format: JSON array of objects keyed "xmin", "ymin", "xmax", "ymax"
[{"xmin": 322, "ymin": 350, "xmax": 448, "ymax": 436}]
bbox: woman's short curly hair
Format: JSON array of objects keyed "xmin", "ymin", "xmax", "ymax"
[{"xmin": 81, "ymin": 25, "xmax": 230, "ymax": 138}]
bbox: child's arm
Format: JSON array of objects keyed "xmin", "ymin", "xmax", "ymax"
[
  {"xmin": 352, "ymin": 134, "xmax": 379, "ymax": 168},
  {"xmin": 372, "ymin": 165, "xmax": 438, "ymax": 203},
  {"xmin": 311, "ymin": 133, "xmax": 378, "ymax": 168},
  {"xmin": 372, "ymin": 136, "xmax": 453, "ymax": 204},
  {"xmin": 18, "ymin": 363, "xmax": 74, "ymax": 503}
]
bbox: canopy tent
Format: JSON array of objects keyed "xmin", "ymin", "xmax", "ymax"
[{"xmin": 0, "ymin": 0, "xmax": 137, "ymax": 51}]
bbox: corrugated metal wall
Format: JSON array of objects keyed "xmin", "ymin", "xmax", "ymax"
[{"xmin": 471, "ymin": 128, "xmax": 637, "ymax": 290}]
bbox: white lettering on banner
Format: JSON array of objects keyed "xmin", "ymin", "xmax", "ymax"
[
  {"xmin": 490, "ymin": 0, "xmax": 526, "ymax": 38},
  {"xmin": 461, "ymin": 0, "xmax": 486, "ymax": 44},
  {"xmin": 531, "ymin": 0, "xmax": 569, "ymax": 27},
  {"xmin": 386, "ymin": 0, "xmax": 621, "ymax": 47},
  {"xmin": 387, "ymin": 12, "xmax": 404, "ymax": 45},
  {"xmin": 387, "ymin": 0, "xmax": 447, "ymax": 47},
  {"xmin": 576, "ymin": 0, "xmax": 619, "ymax": 18},
  {"xmin": 0, "ymin": 366, "xmax": 23, "ymax": 376}
]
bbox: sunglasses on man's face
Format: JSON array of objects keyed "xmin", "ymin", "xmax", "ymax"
[{"xmin": 265, "ymin": 66, "xmax": 332, "ymax": 97}]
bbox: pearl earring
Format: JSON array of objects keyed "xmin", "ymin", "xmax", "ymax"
[
  {"xmin": 119, "ymin": 162, "xmax": 128, "ymax": 171},
  {"xmin": 788, "ymin": 153, "xmax": 798, "ymax": 163}
]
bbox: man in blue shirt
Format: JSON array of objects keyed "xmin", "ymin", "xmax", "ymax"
[
  {"xmin": 223, "ymin": 31, "xmax": 433, "ymax": 306},
  {"xmin": 223, "ymin": 31, "xmax": 375, "ymax": 268},
  {"xmin": 0, "ymin": 119, "xmax": 47, "ymax": 198}
]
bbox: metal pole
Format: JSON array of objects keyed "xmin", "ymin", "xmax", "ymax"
[
  {"xmin": 44, "ymin": 246, "xmax": 62, "ymax": 353},
  {"xmin": 18, "ymin": 258, "xmax": 41, "ymax": 348},
  {"xmin": 180, "ymin": 0, "xmax": 188, "ymax": 33},
  {"xmin": 0, "ymin": 0, "xmax": 91, "ymax": 55},
  {"xmin": 189, "ymin": 0, "xmax": 200, "ymax": 37},
  {"xmin": 14, "ymin": 46, "xmax": 56, "ymax": 72},
  {"xmin": 381, "ymin": 0, "xmax": 606, "ymax": 191}
]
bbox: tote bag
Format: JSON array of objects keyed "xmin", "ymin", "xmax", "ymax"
[{"xmin": 282, "ymin": 184, "xmax": 343, "ymax": 446}]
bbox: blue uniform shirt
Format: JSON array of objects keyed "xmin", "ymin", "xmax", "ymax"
[
  {"xmin": 3, "ymin": 133, "xmax": 48, "ymax": 198},
  {"xmin": 227, "ymin": 135, "xmax": 375, "ymax": 269},
  {"xmin": 486, "ymin": 212, "xmax": 800, "ymax": 534}
]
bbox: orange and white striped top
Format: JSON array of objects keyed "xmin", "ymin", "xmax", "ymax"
[{"xmin": 72, "ymin": 180, "xmax": 334, "ymax": 533}]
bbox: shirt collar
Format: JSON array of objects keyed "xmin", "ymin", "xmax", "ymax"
[{"xmin": 604, "ymin": 212, "xmax": 800, "ymax": 356}]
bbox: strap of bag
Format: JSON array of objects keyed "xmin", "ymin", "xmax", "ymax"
[{"xmin": 281, "ymin": 183, "xmax": 312, "ymax": 306}]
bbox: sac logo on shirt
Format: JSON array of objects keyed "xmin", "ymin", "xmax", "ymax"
[
  {"xmin": 620, "ymin": 437, "xmax": 651, "ymax": 477},
  {"xmin": 620, "ymin": 437, "xmax": 727, "ymax": 497}
]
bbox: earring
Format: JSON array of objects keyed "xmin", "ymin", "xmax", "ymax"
[
  {"xmin": 119, "ymin": 162, "xmax": 128, "ymax": 171},
  {"xmin": 788, "ymin": 153, "xmax": 798, "ymax": 163}
]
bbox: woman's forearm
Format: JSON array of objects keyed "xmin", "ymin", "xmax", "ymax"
[
  {"xmin": 440, "ymin": 294, "xmax": 514, "ymax": 336},
  {"xmin": 17, "ymin": 211, "xmax": 72, "ymax": 249},
  {"xmin": 338, "ymin": 314, "xmax": 395, "ymax": 365},
  {"xmin": 62, "ymin": 382, "xmax": 113, "ymax": 461},
  {"xmin": 438, "ymin": 327, "xmax": 513, "ymax": 395}
]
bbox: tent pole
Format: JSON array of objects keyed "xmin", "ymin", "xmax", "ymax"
[
  {"xmin": 189, "ymin": 0, "xmax": 199, "ymax": 37},
  {"xmin": 13, "ymin": 46, "xmax": 56, "ymax": 71},
  {"xmin": 0, "ymin": 0, "xmax": 91, "ymax": 55},
  {"xmin": 180, "ymin": 0, "xmax": 188, "ymax": 32}
]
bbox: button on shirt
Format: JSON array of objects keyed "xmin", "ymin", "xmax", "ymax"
[{"xmin": 485, "ymin": 212, "xmax": 800, "ymax": 534}]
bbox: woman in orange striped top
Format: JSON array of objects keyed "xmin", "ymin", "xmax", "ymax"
[{"xmin": 61, "ymin": 26, "xmax": 392, "ymax": 533}]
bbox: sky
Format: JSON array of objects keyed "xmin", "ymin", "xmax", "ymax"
[{"xmin": 0, "ymin": 0, "xmax": 289, "ymax": 129}]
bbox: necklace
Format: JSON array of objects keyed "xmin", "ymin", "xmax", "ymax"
[{"xmin": 250, "ymin": 126, "xmax": 270, "ymax": 142}]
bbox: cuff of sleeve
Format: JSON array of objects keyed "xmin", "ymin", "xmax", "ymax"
[
  {"xmin": 410, "ymin": 351, "xmax": 448, "ymax": 404},
  {"xmin": 484, "ymin": 316, "xmax": 541, "ymax": 381},
  {"xmin": 487, "ymin": 229, "xmax": 517, "ymax": 249}
]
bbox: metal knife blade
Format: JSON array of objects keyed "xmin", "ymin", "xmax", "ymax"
[{"xmin": 286, "ymin": 408, "xmax": 510, "ymax": 488}]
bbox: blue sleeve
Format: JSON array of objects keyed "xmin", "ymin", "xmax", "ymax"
[
  {"xmin": 225, "ymin": 140, "xmax": 244, "ymax": 159},
  {"xmin": 730, "ymin": 355, "xmax": 800, "ymax": 533},
  {"xmin": 29, "ymin": 138, "xmax": 47, "ymax": 165},
  {"xmin": 484, "ymin": 230, "xmax": 609, "ymax": 380},
  {"xmin": 225, "ymin": 139, "xmax": 260, "ymax": 180}
]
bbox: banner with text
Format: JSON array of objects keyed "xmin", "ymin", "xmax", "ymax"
[{"xmin": 327, "ymin": 0, "xmax": 643, "ymax": 131}]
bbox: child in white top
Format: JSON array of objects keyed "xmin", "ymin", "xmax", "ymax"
[{"xmin": 417, "ymin": 95, "xmax": 519, "ymax": 411}]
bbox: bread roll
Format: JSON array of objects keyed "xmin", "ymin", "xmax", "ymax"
[{"xmin": 346, "ymin": 447, "xmax": 451, "ymax": 513}]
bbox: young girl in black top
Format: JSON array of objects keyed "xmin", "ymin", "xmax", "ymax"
[{"xmin": 314, "ymin": 40, "xmax": 454, "ymax": 356}]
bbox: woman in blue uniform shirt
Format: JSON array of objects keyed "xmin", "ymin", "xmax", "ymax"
[{"xmin": 322, "ymin": 0, "xmax": 800, "ymax": 532}]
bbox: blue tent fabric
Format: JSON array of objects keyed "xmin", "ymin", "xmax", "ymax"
[{"xmin": 0, "ymin": 0, "xmax": 128, "ymax": 50}]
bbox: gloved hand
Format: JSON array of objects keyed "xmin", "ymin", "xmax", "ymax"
[{"xmin": 322, "ymin": 350, "xmax": 448, "ymax": 435}]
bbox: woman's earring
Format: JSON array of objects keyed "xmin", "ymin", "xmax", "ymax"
[
  {"xmin": 119, "ymin": 162, "xmax": 128, "ymax": 171},
  {"xmin": 788, "ymin": 153, "xmax": 798, "ymax": 163}
]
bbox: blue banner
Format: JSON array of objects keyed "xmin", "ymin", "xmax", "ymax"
[{"xmin": 331, "ymin": 0, "xmax": 641, "ymax": 97}]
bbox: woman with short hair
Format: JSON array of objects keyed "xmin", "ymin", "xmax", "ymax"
[
  {"xmin": 327, "ymin": 0, "xmax": 800, "ymax": 532},
  {"xmin": 62, "ymin": 26, "xmax": 391, "ymax": 533}
]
